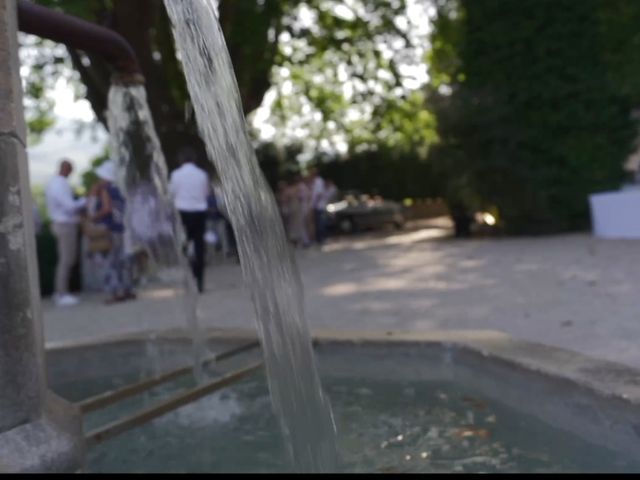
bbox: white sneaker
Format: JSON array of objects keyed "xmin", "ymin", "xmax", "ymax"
[{"xmin": 54, "ymin": 294, "xmax": 79, "ymax": 307}]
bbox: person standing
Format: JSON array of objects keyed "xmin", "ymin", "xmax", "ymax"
[
  {"xmin": 45, "ymin": 159, "xmax": 86, "ymax": 307},
  {"xmin": 169, "ymin": 147, "xmax": 210, "ymax": 293},
  {"xmin": 89, "ymin": 160, "xmax": 135, "ymax": 304},
  {"xmin": 286, "ymin": 174, "xmax": 311, "ymax": 248},
  {"xmin": 309, "ymin": 167, "xmax": 328, "ymax": 245}
]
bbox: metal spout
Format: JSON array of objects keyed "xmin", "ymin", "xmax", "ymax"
[{"xmin": 17, "ymin": 0, "xmax": 144, "ymax": 85}]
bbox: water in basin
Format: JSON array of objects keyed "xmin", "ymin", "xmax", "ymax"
[{"xmin": 53, "ymin": 369, "xmax": 639, "ymax": 473}]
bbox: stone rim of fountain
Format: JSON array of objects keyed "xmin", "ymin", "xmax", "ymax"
[
  {"xmin": 46, "ymin": 327, "xmax": 640, "ymax": 464},
  {"xmin": 46, "ymin": 327, "xmax": 640, "ymax": 408}
]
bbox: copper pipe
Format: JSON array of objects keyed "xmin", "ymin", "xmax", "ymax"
[{"xmin": 17, "ymin": 0, "xmax": 144, "ymax": 84}]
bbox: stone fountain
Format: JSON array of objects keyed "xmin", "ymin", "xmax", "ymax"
[{"xmin": 0, "ymin": 0, "xmax": 143, "ymax": 471}]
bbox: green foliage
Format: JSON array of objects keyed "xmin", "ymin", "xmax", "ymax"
[
  {"xmin": 19, "ymin": 35, "xmax": 77, "ymax": 145},
  {"xmin": 24, "ymin": 0, "xmax": 436, "ymax": 188},
  {"xmin": 319, "ymin": 147, "xmax": 439, "ymax": 200},
  {"xmin": 255, "ymin": 142, "xmax": 306, "ymax": 190},
  {"xmin": 597, "ymin": 0, "xmax": 640, "ymax": 105},
  {"xmin": 26, "ymin": 0, "xmax": 289, "ymax": 168},
  {"xmin": 266, "ymin": 0, "xmax": 433, "ymax": 153},
  {"xmin": 249, "ymin": 1, "xmax": 438, "ymax": 200},
  {"xmin": 254, "ymin": 138, "xmax": 441, "ymax": 202},
  {"xmin": 428, "ymin": 0, "xmax": 638, "ymax": 234}
]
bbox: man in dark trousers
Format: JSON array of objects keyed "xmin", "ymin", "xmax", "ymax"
[{"xmin": 169, "ymin": 147, "xmax": 210, "ymax": 292}]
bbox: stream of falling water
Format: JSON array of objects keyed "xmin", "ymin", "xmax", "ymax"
[
  {"xmin": 164, "ymin": 0, "xmax": 338, "ymax": 472},
  {"xmin": 107, "ymin": 84, "xmax": 205, "ymax": 380}
]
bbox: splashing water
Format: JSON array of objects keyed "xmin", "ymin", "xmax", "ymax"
[
  {"xmin": 107, "ymin": 84, "xmax": 205, "ymax": 380},
  {"xmin": 164, "ymin": 0, "xmax": 338, "ymax": 472}
]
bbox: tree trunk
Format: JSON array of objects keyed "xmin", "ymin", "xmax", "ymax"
[{"xmin": 55, "ymin": 0, "xmax": 284, "ymax": 172}]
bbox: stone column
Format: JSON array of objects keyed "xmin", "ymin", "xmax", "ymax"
[{"xmin": 0, "ymin": 0, "xmax": 84, "ymax": 472}]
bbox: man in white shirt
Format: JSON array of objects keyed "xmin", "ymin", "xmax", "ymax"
[
  {"xmin": 169, "ymin": 147, "xmax": 210, "ymax": 293},
  {"xmin": 309, "ymin": 167, "xmax": 328, "ymax": 245},
  {"xmin": 45, "ymin": 159, "xmax": 86, "ymax": 306}
]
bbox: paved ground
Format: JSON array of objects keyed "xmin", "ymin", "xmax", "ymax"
[{"xmin": 43, "ymin": 218, "xmax": 640, "ymax": 370}]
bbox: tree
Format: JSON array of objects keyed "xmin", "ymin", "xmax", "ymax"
[
  {"xmin": 25, "ymin": 0, "xmax": 291, "ymax": 168},
  {"xmin": 428, "ymin": 0, "xmax": 638, "ymax": 234},
  {"xmin": 597, "ymin": 0, "xmax": 640, "ymax": 106},
  {"xmin": 264, "ymin": 0, "xmax": 433, "ymax": 155},
  {"xmin": 23, "ymin": 0, "xmax": 431, "ymax": 172},
  {"xmin": 259, "ymin": 0, "xmax": 439, "ymax": 201}
]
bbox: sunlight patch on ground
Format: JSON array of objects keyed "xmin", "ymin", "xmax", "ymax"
[{"xmin": 322, "ymin": 226, "xmax": 450, "ymax": 253}]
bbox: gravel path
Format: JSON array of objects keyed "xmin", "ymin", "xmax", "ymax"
[{"xmin": 44, "ymin": 219, "xmax": 640, "ymax": 369}]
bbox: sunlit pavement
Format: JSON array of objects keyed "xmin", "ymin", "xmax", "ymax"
[{"xmin": 44, "ymin": 217, "xmax": 640, "ymax": 370}]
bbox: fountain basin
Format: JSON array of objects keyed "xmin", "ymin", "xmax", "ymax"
[{"xmin": 46, "ymin": 330, "xmax": 640, "ymax": 473}]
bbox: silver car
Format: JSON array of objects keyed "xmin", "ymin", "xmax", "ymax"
[{"xmin": 326, "ymin": 191, "xmax": 406, "ymax": 234}]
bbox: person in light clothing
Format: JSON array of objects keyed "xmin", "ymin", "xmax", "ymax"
[
  {"xmin": 89, "ymin": 161, "xmax": 135, "ymax": 304},
  {"xmin": 285, "ymin": 174, "xmax": 311, "ymax": 248},
  {"xmin": 45, "ymin": 159, "xmax": 86, "ymax": 307},
  {"xmin": 309, "ymin": 167, "xmax": 328, "ymax": 245},
  {"xmin": 169, "ymin": 147, "xmax": 210, "ymax": 293}
]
